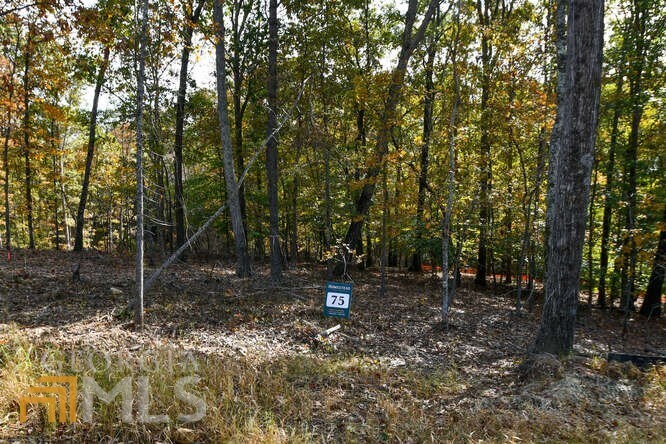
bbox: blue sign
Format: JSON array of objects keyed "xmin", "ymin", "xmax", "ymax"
[{"xmin": 324, "ymin": 281, "xmax": 353, "ymax": 319}]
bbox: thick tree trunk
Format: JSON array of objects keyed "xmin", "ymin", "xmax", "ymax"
[
  {"xmin": 213, "ymin": 0, "xmax": 251, "ymax": 277},
  {"xmin": 333, "ymin": 0, "xmax": 439, "ymax": 277},
  {"xmin": 74, "ymin": 46, "xmax": 110, "ymax": 251},
  {"xmin": 639, "ymin": 208, "xmax": 665, "ymax": 317},
  {"xmin": 173, "ymin": 0, "xmax": 205, "ymax": 250},
  {"xmin": 544, "ymin": 0, "xmax": 569, "ymax": 281},
  {"xmin": 531, "ymin": 0, "xmax": 604, "ymax": 355},
  {"xmin": 266, "ymin": 0, "xmax": 282, "ymax": 281}
]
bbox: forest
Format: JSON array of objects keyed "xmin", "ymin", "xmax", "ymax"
[{"xmin": 0, "ymin": 0, "xmax": 664, "ymax": 441}]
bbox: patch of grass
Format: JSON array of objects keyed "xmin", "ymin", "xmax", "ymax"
[{"xmin": 0, "ymin": 327, "xmax": 664, "ymax": 443}]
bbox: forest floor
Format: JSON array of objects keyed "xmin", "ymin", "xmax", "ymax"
[{"xmin": 0, "ymin": 249, "xmax": 664, "ymax": 443}]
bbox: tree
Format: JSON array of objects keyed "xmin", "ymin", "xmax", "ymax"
[
  {"xmin": 410, "ymin": 11, "xmax": 441, "ymax": 272},
  {"xmin": 266, "ymin": 0, "xmax": 282, "ymax": 281},
  {"xmin": 598, "ymin": 36, "xmax": 627, "ymax": 308},
  {"xmin": 531, "ymin": 0, "xmax": 604, "ymax": 355},
  {"xmin": 213, "ymin": 0, "xmax": 251, "ymax": 277},
  {"xmin": 22, "ymin": 23, "xmax": 35, "ymax": 249},
  {"xmin": 442, "ymin": 0, "xmax": 462, "ymax": 323},
  {"xmin": 472, "ymin": 0, "xmax": 515, "ymax": 286},
  {"xmin": 173, "ymin": 0, "xmax": 205, "ymax": 251},
  {"xmin": 135, "ymin": 0, "xmax": 149, "ymax": 330},
  {"xmin": 74, "ymin": 46, "xmax": 110, "ymax": 251},
  {"xmin": 332, "ymin": 0, "xmax": 439, "ymax": 276},
  {"xmin": 1, "ymin": 14, "xmax": 21, "ymax": 253}
]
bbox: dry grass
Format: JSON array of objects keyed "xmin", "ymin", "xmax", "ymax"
[
  {"xmin": 1, "ymin": 327, "xmax": 664, "ymax": 443},
  {"xmin": 1, "ymin": 250, "xmax": 664, "ymax": 442}
]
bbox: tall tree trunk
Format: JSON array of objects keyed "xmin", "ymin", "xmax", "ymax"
[
  {"xmin": 323, "ymin": 136, "xmax": 332, "ymax": 250},
  {"xmin": 233, "ymin": 81, "xmax": 247, "ymax": 229},
  {"xmin": 289, "ymin": 117, "xmax": 302, "ymax": 262},
  {"xmin": 22, "ymin": 31, "xmax": 35, "ymax": 249},
  {"xmin": 379, "ymin": 168, "xmax": 388, "ymax": 297},
  {"xmin": 517, "ymin": 127, "xmax": 546, "ymax": 312},
  {"xmin": 266, "ymin": 0, "xmax": 282, "ymax": 281},
  {"xmin": 598, "ymin": 63, "xmax": 624, "ymax": 307},
  {"xmin": 320, "ymin": 3, "xmax": 332, "ymax": 252},
  {"xmin": 2, "ymin": 87, "xmax": 12, "ymax": 253},
  {"xmin": 74, "ymin": 46, "xmax": 110, "ymax": 251},
  {"xmin": 639, "ymin": 208, "xmax": 665, "ymax": 317},
  {"xmin": 621, "ymin": 0, "xmax": 645, "ymax": 314},
  {"xmin": 59, "ymin": 151, "xmax": 71, "ymax": 249},
  {"xmin": 333, "ymin": 0, "xmax": 439, "ymax": 277},
  {"xmin": 544, "ymin": 0, "xmax": 569, "ymax": 282},
  {"xmin": 410, "ymin": 33, "xmax": 436, "ymax": 272},
  {"xmin": 213, "ymin": 0, "xmax": 251, "ymax": 277},
  {"xmin": 503, "ymin": 151, "xmax": 513, "ymax": 284},
  {"xmin": 587, "ymin": 164, "xmax": 598, "ymax": 305},
  {"xmin": 51, "ymin": 153, "xmax": 59, "ymax": 249},
  {"xmin": 173, "ymin": 0, "xmax": 205, "ymax": 250},
  {"xmin": 134, "ymin": 0, "xmax": 149, "ymax": 330},
  {"xmin": 474, "ymin": 0, "xmax": 496, "ymax": 287},
  {"xmin": 442, "ymin": 10, "xmax": 460, "ymax": 323},
  {"xmin": 531, "ymin": 0, "xmax": 604, "ymax": 355}
]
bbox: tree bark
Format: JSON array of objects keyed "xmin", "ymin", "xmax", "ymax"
[
  {"xmin": 173, "ymin": 0, "xmax": 205, "ymax": 250},
  {"xmin": 74, "ymin": 46, "xmax": 110, "ymax": 251},
  {"xmin": 544, "ymin": 0, "xmax": 569, "ymax": 282},
  {"xmin": 531, "ymin": 0, "xmax": 604, "ymax": 355},
  {"xmin": 213, "ymin": 0, "xmax": 251, "ymax": 277}
]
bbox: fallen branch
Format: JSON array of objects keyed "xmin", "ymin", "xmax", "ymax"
[
  {"xmin": 319, "ymin": 324, "xmax": 341, "ymax": 338},
  {"xmin": 127, "ymin": 78, "xmax": 310, "ymax": 313}
]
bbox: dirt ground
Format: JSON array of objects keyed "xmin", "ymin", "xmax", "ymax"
[{"xmin": 1, "ymin": 249, "xmax": 664, "ymax": 442}]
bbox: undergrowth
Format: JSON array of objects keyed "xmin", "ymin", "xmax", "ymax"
[{"xmin": 0, "ymin": 326, "xmax": 664, "ymax": 443}]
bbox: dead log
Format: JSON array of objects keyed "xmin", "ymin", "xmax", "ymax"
[{"xmin": 607, "ymin": 352, "xmax": 666, "ymax": 369}]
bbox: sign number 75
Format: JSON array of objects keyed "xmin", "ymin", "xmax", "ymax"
[{"xmin": 326, "ymin": 292, "xmax": 349, "ymax": 309}]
